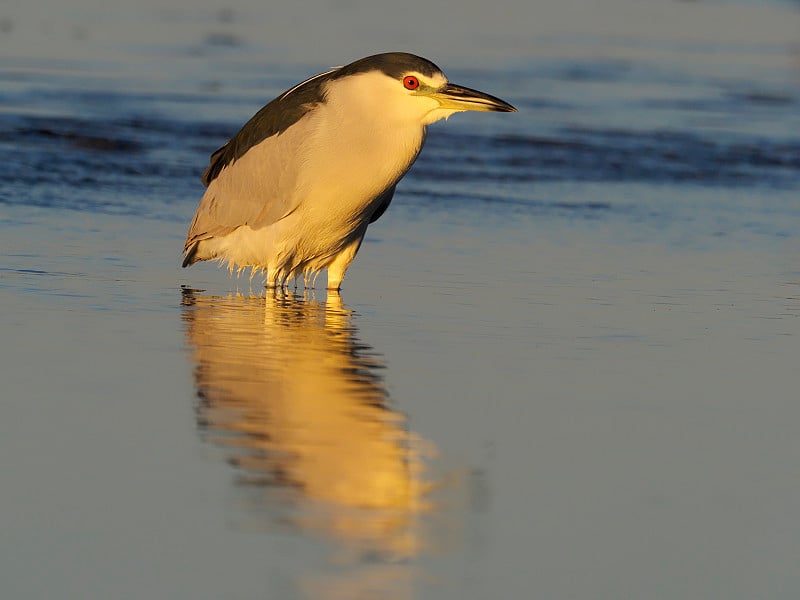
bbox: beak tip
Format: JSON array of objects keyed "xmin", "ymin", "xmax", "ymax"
[{"xmin": 489, "ymin": 102, "xmax": 517, "ymax": 113}]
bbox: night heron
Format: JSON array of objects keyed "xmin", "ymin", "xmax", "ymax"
[{"xmin": 182, "ymin": 52, "xmax": 516, "ymax": 290}]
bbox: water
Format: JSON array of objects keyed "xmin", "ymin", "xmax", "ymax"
[{"xmin": 2, "ymin": 1, "xmax": 800, "ymax": 598}]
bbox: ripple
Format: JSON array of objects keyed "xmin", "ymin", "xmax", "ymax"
[{"xmin": 416, "ymin": 127, "xmax": 800, "ymax": 188}]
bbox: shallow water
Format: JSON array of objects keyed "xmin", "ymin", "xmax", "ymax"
[{"xmin": 2, "ymin": 1, "xmax": 800, "ymax": 599}]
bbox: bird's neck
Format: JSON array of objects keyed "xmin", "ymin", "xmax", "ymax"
[{"xmin": 319, "ymin": 100, "xmax": 425, "ymax": 190}]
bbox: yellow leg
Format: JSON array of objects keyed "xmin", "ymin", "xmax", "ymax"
[{"xmin": 326, "ymin": 230, "xmax": 366, "ymax": 291}]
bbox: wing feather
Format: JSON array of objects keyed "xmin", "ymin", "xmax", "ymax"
[
  {"xmin": 184, "ymin": 120, "xmax": 314, "ymax": 253},
  {"xmin": 202, "ymin": 67, "xmax": 339, "ymax": 187},
  {"xmin": 185, "ymin": 67, "xmax": 341, "ymax": 258}
]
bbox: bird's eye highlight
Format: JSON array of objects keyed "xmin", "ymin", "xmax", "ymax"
[{"xmin": 403, "ymin": 76, "xmax": 420, "ymax": 90}]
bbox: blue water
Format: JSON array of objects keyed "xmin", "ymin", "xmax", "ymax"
[{"xmin": 2, "ymin": 1, "xmax": 800, "ymax": 599}]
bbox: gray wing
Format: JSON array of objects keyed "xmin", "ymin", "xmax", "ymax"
[
  {"xmin": 184, "ymin": 68, "xmax": 339, "ymax": 261},
  {"xmin": 184, "ymin": 122, "xmax": 310, "ymax": 255},
  {"xmin": 201, "ymin": 67, "xmax": 339, "ymax": 186}
]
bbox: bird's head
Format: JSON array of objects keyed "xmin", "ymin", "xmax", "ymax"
[{"xmin": 327, "ymin": 52, "xmax": 516, "ymax": 126}]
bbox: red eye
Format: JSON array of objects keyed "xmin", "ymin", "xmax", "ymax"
[{"xmin": 403, "ymin": 76, "xmax": 420, "ymax": 90}]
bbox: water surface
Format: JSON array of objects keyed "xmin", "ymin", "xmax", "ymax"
[{"xmin": 2, "ymin": 1, "xmax": 800, "ymax": 599}]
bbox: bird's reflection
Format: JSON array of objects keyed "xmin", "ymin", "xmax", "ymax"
[{"xmin": 180, "ymin": 288, "xmax": 435, "ymax": 566}]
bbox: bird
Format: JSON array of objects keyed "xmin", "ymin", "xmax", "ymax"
[{"xmin": 182, "ymin": 52, "xmax": 516, "ymax": 290}]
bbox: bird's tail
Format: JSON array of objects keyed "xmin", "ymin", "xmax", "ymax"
[{"xmin": 182, "ymin": 242, "xmax": 200, "ymax": 268}]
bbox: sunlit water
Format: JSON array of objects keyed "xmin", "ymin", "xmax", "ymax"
[{"xmin": 2, "ymin": 1, "xmax": 800, "ymax": 599}]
